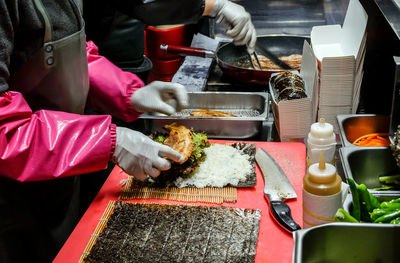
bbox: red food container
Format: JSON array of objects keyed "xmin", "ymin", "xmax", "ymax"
[{"xmin": 146, "ymin": 25, "xmax": 193, "ymax": 60}]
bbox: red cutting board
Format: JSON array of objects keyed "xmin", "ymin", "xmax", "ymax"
[{"xmin": 53, "ymin": 141, "xmax": 306, "ymax": 263}]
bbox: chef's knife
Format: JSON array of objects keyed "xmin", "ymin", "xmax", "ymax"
[{"xmin": 255, "ymin": 148, "xmax": 301, "ymax": 233}]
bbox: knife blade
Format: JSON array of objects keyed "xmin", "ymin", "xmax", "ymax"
[{"xmin": 255, "ymin": 148, "xmax": 301, "ymax": 233}]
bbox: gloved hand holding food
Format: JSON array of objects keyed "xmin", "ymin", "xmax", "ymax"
[
  {"xmin": 210, "ymin": 0, "xmax": 257, "ymax": 53},
  {"xmin": 130, "ymin": 81, "xmax": 188, "ymax": 115},
  {"xmin": 113, "ymin": 127, "xmax": 184, "ymax": 180}
]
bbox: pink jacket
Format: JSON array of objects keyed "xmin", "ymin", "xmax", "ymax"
[{"xmin": 0, "ymin": 41, "xmax": 144, "ymax": 182}]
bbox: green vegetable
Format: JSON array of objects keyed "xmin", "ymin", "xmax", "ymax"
[
  {"xmin": 347, "ymin": 178, "xmax": 361, "ymax": 221},
  {"xmin": 371, "ymin": 185, "xmax": 397, "ymax": 191},
  {"xmin": 154, "ymin": 135, "xmax": 167, "ymax": 144},
  {"xmin": 390, "ymin": 218, "xmax": 400, "ymax": 224},
  {"xmin": 379, "ymin": 174, "xmax": 400, "ymax": 186},
  {"xmin": 380, "ymin": 201, "xmax": 400, "ymax": 210},
  {"xmin": 374, "ymin": 210, "xmax": 400, "ymax": 223},
  {"xmin": 355, "ymin": 184, "xmax": 380, "ymax": 222},
  {"xmin": 188, "ymin": 131, "xmax": 210, "ymax": 164},
  {"xmin": 370, "ymin": 208, "xmax": 395, "ymax": 221},
  {"xmin": 334, "ymin": 208, "xmax": 359, "ymax": 223},
  {"xmin": 388, "ymin": 198, "xmax": 400, "ymax": 204},
  {"xmin": 369, "ymin": 192, "xmax": 381, "ymax": 209}
]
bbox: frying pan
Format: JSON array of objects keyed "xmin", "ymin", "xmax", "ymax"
[{"xmin": 160, "ymin": 34, "xmax": 310, "ymax": 86}]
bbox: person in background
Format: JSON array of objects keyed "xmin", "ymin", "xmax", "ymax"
[
  {"xmin": 83, "ymin": 0, "xmax": 257, "ymax": 80},
  {"xmin": 0, "ymin": 0, "xmax": 256, "ymax": 262}
]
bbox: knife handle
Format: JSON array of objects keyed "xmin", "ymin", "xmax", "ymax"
[{"xmin": 269, "ymin": 200, "xmax": 301, "ymax": 233}]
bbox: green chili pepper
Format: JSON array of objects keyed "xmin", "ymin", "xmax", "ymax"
[
  {"xmin": 380, "ymin": 201, "xmax": 400, "ymax": 210},
  {"xmin": 374, "ymin": 210, "xmax": 400, "ymax": 223},
  {"xmin": 388, "ymin": 198, "xmax": 400, "ymax": 204},
  {"xmin": 347, "ymin": 178, "xmax": 361, "ymax": 221},
  {"xmin": 334, "ymin": 208, "xmax": 359, "ymax": 223},
  {"xmin": 368, "ymin": 192, "xmax": 381, "ymax": 210},
  {"xmin": 379, "ymin": 174, "xmax": 400, "ymax": 186},
  {"xmin": 357, "ymin": 184, "xmax": 374, "ymax": 212},
  {"xmin": 370, "ymin": 208, "xmax": 394, "ymax": 221},
  {"xmin": 390, "ymin": 218, "xmax": 400, "ymax": 224}
]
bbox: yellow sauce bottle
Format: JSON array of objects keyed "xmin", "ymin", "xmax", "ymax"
[{"xmin": 303, "ymin": 151, "xmax": 342, "ymax": 228}]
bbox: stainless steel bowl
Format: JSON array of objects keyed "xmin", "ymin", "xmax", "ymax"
[
  {"xmin": 139, "ymin": 91, "xmax": 269, "ymax": 139},
  {"xmin": 339, "ymin": 147, "xmax": 400, "ymax": 195},
  {"xmin": 336, "ymin": 114, "xmax": 390, "ymax": 147},
  {"xmin": 293, "ymin": 223, "xmax": 400, "ymax": 263}
]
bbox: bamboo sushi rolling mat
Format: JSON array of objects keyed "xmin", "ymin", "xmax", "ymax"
[
  {"xmin": 79, "ymin": 200, "xmax": 116, "ymax": 263},
  {"xmin": 120, "ymin": 176, "xmax": 237, "ymax": 204}
]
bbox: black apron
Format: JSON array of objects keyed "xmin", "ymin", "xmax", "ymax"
[{"xmin": 0, "ymin": 0, "xmax": 89, "ymax": 262}]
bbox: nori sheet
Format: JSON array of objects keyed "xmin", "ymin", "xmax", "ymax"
[{"xmin": 85, "ymin": 202, "xmax": 261, "ymax": 263}]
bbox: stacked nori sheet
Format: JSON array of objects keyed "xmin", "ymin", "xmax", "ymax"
[{"xmin": 85, "ymin": 201, "xmax": 261, "ymax": 263}]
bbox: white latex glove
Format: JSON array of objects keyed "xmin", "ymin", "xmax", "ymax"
[
  {"xmin": 113, "ymin": 127, "xmax": 184, "ymax": 180},
  {"xmin": 130, "ymin": 81, "xmax": 188, "ymax": 115},
  {"xmin": 210, "ymin": 0, "xmax": 257, "ymax": 53}
]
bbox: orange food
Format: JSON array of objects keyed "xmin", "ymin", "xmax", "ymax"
[
  {"xmin": 190, "ymin": 109, "xmax": 236, "ymax": 117},
  {"xmin": 163, "ymin": 123, "xmax": 194, "ymax": 163},
  {"xmin": 352, "ymin": 133, "xmax": 391, "ymax": 147}
]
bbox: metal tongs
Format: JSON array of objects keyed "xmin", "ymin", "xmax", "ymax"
[
  {"xmin": 246, "ymin": 42, "xmax": 262, "ymax": 70},
  {"xmin": 247, "ymin": 47, "xmax": 263, "ymax": 70}
]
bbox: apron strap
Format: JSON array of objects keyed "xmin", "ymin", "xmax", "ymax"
[{"xmin": 32, "ymin": 0, "xmax": 53, "ymax": 43}]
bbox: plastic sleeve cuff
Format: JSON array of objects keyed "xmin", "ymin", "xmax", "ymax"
[{"xmin": 110, "ymin": 123, "xmax": 117, "ymax": 160}]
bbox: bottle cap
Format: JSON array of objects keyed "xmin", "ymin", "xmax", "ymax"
[
  {"xmin": 303, "ymin": 151, "xmax": 341, "ymax": 195},
  {"xmin": 310, "ymin": 118, "xmax": 334, "ymax": 138},
  {"xmin": 307, "ymin": 118, "xmax": 336, "ymax": 145}
]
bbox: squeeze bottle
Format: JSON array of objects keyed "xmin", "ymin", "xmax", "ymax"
[
  {"xmin": 303, "ymin": 151, "xmax": 342, "ymax": 228},
  {"xmin": 307, "ymin": 118, "xmax": 336, "ymax": 165}
]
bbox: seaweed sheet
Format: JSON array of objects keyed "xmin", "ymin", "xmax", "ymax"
[{"xmin": 85, "ymin": 201, "xmax": 261, "ymax": 263}]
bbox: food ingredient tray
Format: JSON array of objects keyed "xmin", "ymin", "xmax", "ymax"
[
  {"xmin": 343, "ymin": 191, "xmax": 400, "ymax": 216},
  {"xmin": 139, "ymin": 91, "xmax": 269, "ymax": 139},
  {"xmin": 339, "ymin": 146, "xmax": 400, "ymax": 195},
  {"xmin": 336, "ymin": 114, "xmax": 390, "ymax": 147},
  {"xmin": 293, "ymin": 222, "xmax": 400, "ymax": 263}
]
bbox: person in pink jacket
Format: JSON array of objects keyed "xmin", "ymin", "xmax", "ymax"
[{"xmin": 0, "ymin": 0, "xmax": 256, "ymax": 262}]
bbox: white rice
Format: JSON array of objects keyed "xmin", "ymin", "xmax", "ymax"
[{"xmin": 174, "ymin": 144, "xmax": 252, "ymax": 188}]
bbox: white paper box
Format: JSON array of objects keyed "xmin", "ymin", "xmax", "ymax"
[
  {"xmin": 269, "ymin": 41, "xmax": 317, "ymax": 141},
  {"xmin": 310, "ymin": 0, "xmax": 367, "ymax": 126},
  {"xmin": 311, "ymin": 0, "xmax": 367, "ymax": 61}
]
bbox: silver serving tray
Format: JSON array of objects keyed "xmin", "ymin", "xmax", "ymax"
[
  {"xmin": 336, "ymin": 114, "xmax": 390, "ymax": 147},
  {"xmin": 339, "ymin": 146, "xmax": 400, "ymax": 195},
  {"xmin": 139, "ymin": 91, "xmax": 269, "ymax": 139},
  {"xmin": 293, "ymin": 222, "xmax": 400, "ymax": 263}
]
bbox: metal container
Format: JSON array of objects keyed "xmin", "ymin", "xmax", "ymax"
[
  {"xmin": 339, "ymin": 147, "xmax": 400, "ymax": 195},
  {"xmin": 293, "ymin": 222, "xmax": 400, "ymax": 263},
  {"xmin": 139, "ymin": 92, "xmax": 269, "ymax": 139},
  {"xmin": 336, "ymin": 114, "xmax": 390, "ymax": 147}
]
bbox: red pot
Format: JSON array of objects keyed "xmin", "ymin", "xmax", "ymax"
[
  {"xmin": 146, "ymin": 25, "xmax": 193, "ymax": 60},
  {"xmin": 151, "ymin": 58, "xmax": 183, "ymax": 75}
]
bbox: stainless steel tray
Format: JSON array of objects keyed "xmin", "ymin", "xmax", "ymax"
[
  {"xmin": 339, "ymin": 146, "xmax": 400, "ymax": 195},
  {"xmin": 336, "ymin": 114, "xmax": 390, "ymax": 147},
  {"xmin": 139, "ymin": 92, "xmax": 269, "ymax": 139},
  {"xmin": 293, "ymin": 223, "xmax": 400, "ymax": 263}
]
